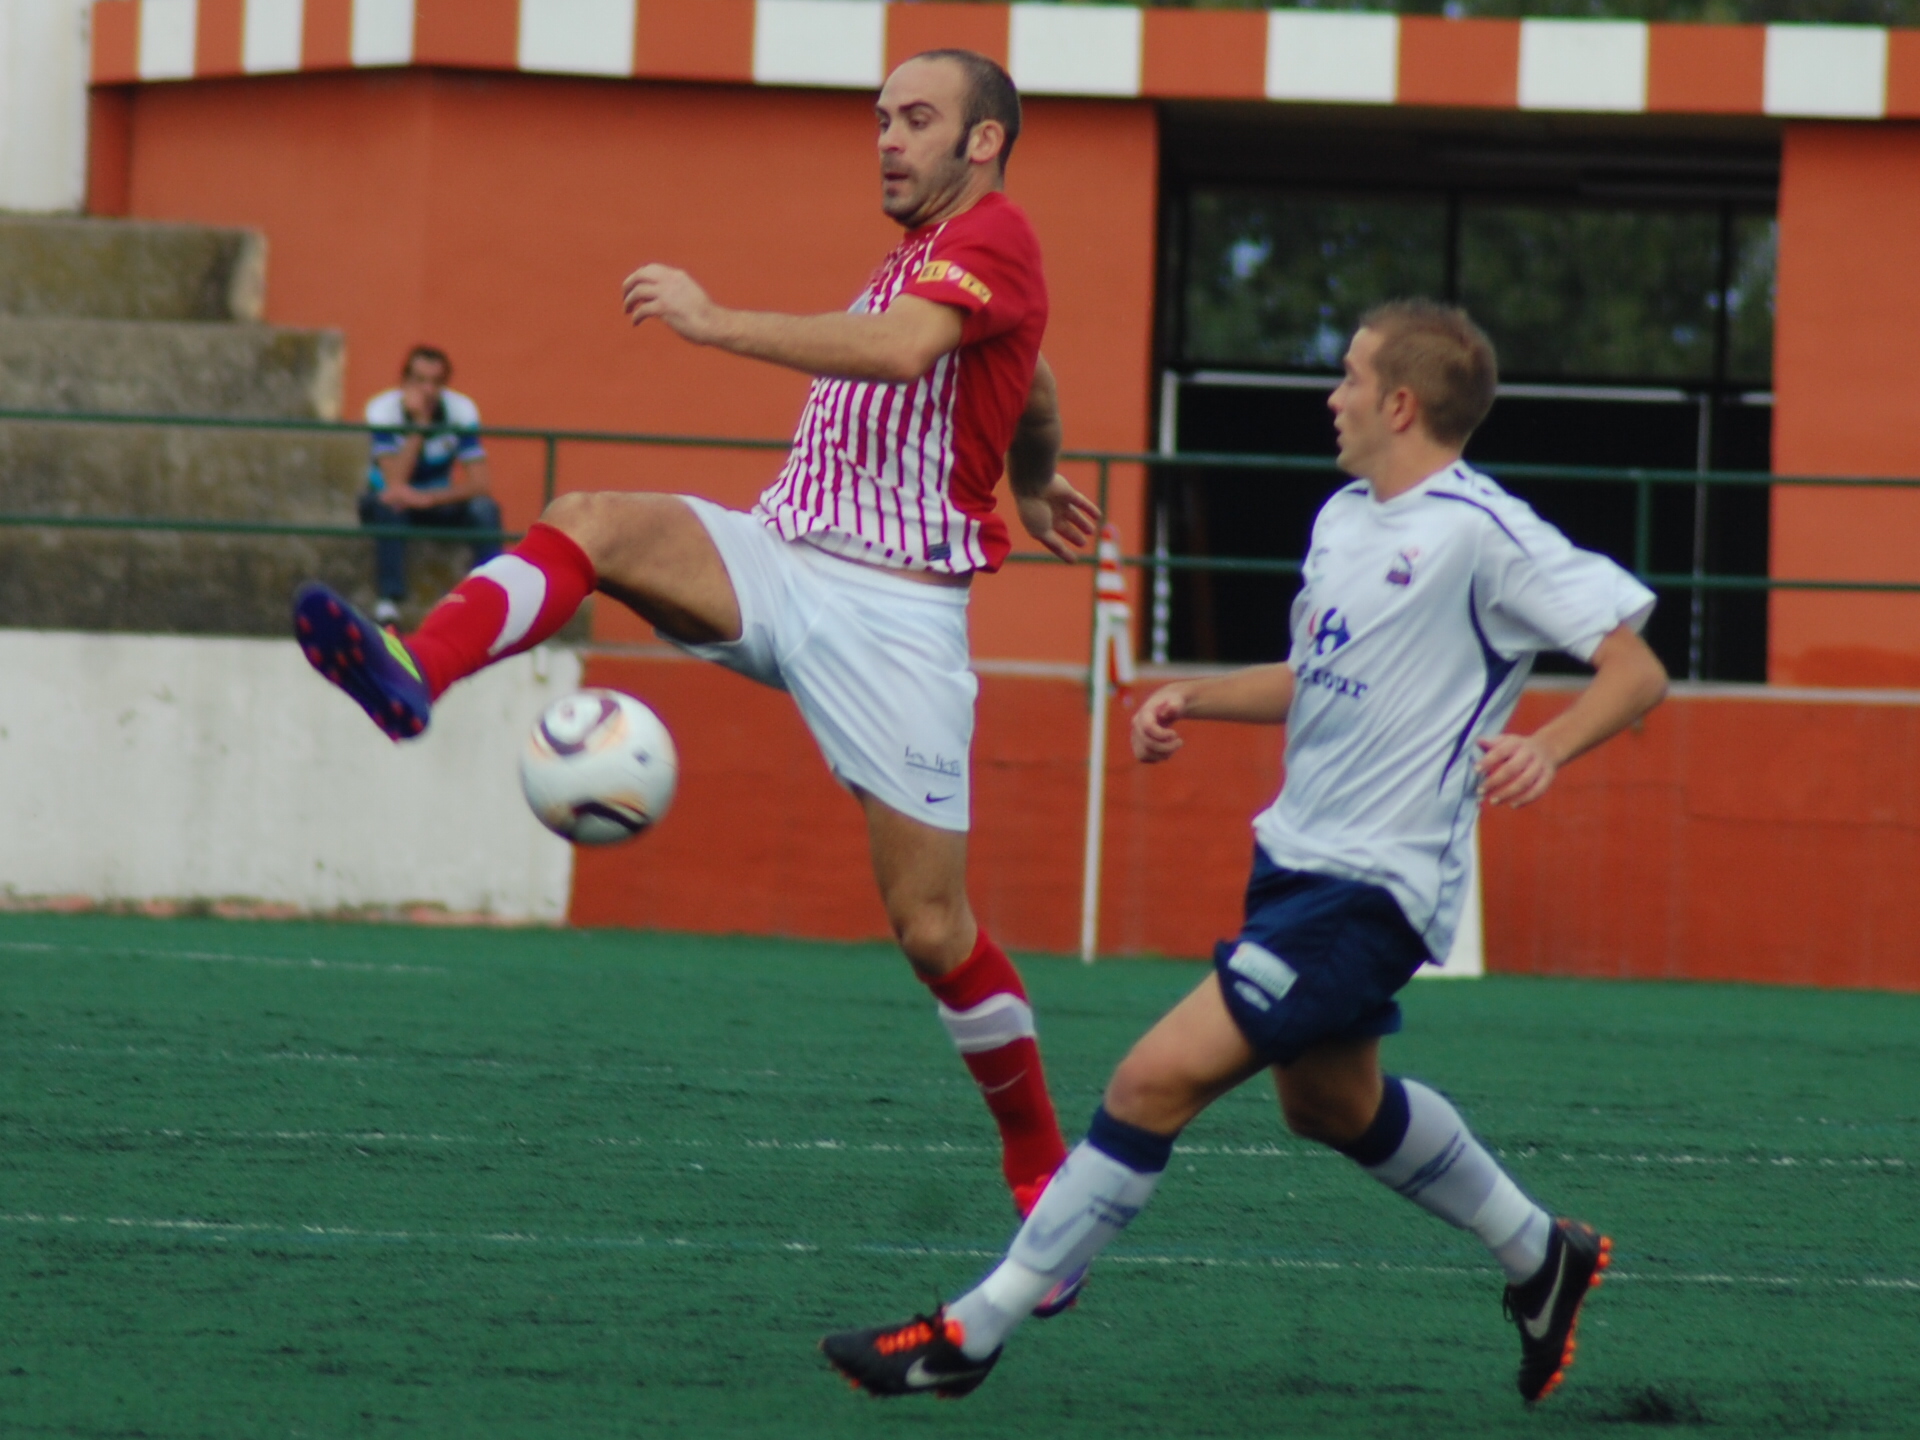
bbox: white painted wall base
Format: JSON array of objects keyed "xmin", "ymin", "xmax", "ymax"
[
  {"xmin": 0, "ymin": 630, "xmax": 579, "ymax": 920},
  {"xmin": 1421, "ymin": 824, "xmax": 1485, "ymax": 978}
]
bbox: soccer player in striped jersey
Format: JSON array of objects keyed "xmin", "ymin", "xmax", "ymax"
[
  {"xmin": 822, "ymin": 302, "xmax": 1670, "ymax": 1403},
  {"xmin": 294, "ymin": 51, "xmax": 1097, "ymax": 1262}
]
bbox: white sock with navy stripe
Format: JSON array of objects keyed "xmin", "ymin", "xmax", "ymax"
[
  {"xmin": 946, "ymin": 1107, "xmax": 1173, "ymax": 1360},
  {"xmin": 1340, "ymin": 1076, "xmax": 1551, "ymax": 1285}
]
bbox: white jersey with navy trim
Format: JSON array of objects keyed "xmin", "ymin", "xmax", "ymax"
[{"xmin": 1253, "ymin": 461, "xmax": 1656, "ymax": 962}]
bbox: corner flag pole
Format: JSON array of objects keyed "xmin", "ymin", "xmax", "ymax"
[{"xmin": 1079, "ymin": 525, "xmax": 1134, "ymax": 964}]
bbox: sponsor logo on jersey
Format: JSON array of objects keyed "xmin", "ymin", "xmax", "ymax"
[
  {"xmin": 1308, "ymin": 607, "xmax": 1352, "ymax": 657},
  {"xmin": 915, "ymin": 260, "xmax": 992, "ymax": 304},
  {"xmin": 1387, "ymin": 548, "xmax": 1420, "ymax": 586},
  {"xmin": 1297, "ymin": 663, "xmax": 1370, "ymax": 701}
]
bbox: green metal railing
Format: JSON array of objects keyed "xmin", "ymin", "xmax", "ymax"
[{"xmin": 5, "ymin": 407, "xmax": 1920, "ymax": 602}]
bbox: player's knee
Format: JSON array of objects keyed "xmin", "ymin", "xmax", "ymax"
[
  {"xmin": 540, "ymin": 491, "xmax": 646, "ymax": 556},
  {"xmin": 890, "ymin": 903, "xmax": 969, "ymax": 976},
  {"xmin": 539, "ymin": 490, "xmax": 605, "ymax": 548},
  {"xmin": 1103, "ymin": 1052, "xmax": 1193, "ymax": 1133}
]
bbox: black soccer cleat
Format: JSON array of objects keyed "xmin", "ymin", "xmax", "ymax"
[
  {"xmin": 293, "ymin": 582, "xmax": 433, "ymax": 741},
  {"xmin": 821, "ymin": 1308, "xmax": 1000, "ymax": 1398},
  {"xmin": 1505, "ymin": 1217, "xmax": 1611, "ymax": 1404}
]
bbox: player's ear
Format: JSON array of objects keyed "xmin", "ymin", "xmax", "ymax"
[
  {"xmin": 969, "ymin": 118, "xmax": 1006, "ymax": 167},
  {"xmin": 1386, "ymin": 386, "xmax": 1421, "ymax": 435}
]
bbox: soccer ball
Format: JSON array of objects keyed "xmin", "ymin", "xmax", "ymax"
[{"xmin": 520, "ymin": 689, "xmax": 678, "ymax": 845}]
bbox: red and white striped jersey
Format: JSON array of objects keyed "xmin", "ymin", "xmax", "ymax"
[{"xmin": 754, "ymin": 191, "xmax": 1048, "ymax": 575}]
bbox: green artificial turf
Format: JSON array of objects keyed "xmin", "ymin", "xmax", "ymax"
[{"xmin": 2, "ymin": 913, "xmax": 1915, "ymax": 1438}]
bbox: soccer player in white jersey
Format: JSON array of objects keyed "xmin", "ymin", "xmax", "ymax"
[
  {"xmin": 823, "ymin": 300, "xmax": 1670, "ymax": 1403},
  {"xmin": 293, "ymin": 52, "xmax": 1099, "ymax": 1257}
]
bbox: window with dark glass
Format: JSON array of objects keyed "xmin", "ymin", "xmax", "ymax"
[{"xmin": 1155, "ymin": 167, "xmax": 1778, "ymax": 682}]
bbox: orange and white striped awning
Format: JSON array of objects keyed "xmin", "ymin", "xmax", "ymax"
[{"xmin": 91, "ymin": 0, "xmax": 1920, "ymax": 120}]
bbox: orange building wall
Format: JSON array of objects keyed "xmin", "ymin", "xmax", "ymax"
[
  {"xmin": 1483, "ymin": 687, "xmax": 1920, "ymax": 992},
  {"xmin": 119, "ymin": 69, "xmax": 1155, "ymax": 665},
  {"xmin": 1771, "ymin": 122, "xmax": 1920, "ymax": 688},
  {"xmin": 571, "ymin": 653, "xmax": 1280, "ymax": 957},
  {"xmin": 574, "ymin": 658, "xmax": 1920, "ymax": 994}
]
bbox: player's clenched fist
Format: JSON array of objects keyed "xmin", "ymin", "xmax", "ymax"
[
  {"xmin": 622, "ymin": 264, "xmax": 722, "ymax": 344},
  {"xmin": 1131, "ymin": 684, "xmax": 1189, "ymax": 764}
]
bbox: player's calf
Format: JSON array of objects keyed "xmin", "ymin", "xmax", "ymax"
[{"xmin": 923, "ymin": 929, "xmax": 1068, "ymax": 1214}]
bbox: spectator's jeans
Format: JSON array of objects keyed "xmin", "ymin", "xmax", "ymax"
[{"xmin": 358, "ymin": 492, "xmax": 504, "ymax": 601}]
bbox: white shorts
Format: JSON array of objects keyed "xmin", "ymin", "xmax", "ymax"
[{"xmin": 671, "ymin": 496, "xmax": 977, "ymax": 832}]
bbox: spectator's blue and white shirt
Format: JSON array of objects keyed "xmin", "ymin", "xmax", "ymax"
[
  {"xmin": 1255, "ymin": 461, "xmax": 1656, "ymax": 962},
  {"xmin": 365, "ymin": 387, "xmax": 485, "ymax": 490}
]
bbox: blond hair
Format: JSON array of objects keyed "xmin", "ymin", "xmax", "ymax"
[{"xmin": 1358, "ymin": 300, "xmax": 1498, "ymax": 446}]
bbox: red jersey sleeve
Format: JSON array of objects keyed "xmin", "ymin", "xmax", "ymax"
[{"xmin": 898, "ymin": 194, "xmax": 1044, "ymax": 347}]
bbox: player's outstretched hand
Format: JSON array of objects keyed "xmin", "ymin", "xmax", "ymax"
[
  {"xmin": 1476, "ymin": 733, "xmax": 1556, "ymax": 808},
  {"xmin": 1017, "ymin": 474, "xmax": 1101, "ymax": 563},
  {"xmin": 1132, "ymin": 685, "xmax": 1188, "ymax": 764},
  {"xmin": 622, "ymin": 263, "xmax": 722, "ymax": 344}
]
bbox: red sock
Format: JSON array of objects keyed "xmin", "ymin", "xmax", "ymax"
[
  {"xmin": 404, "ymin": 522, "xmax": 596, "ymax": 698},
  {"xmin": 927, "ymin": 930, "xmax": 1069, "ymax": 1214}
]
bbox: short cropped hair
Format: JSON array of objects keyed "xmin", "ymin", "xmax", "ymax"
[
  {"xmin": 1357, "ymin": 301, "xmax": 1497, "ymax": 446},
  {"xmin": 402, "ymin": 344, "xmax": 452, "ymax": 380},
  {"xmin": 913, "ymin": 49, "xmax": 1021, "ymax": 169}
]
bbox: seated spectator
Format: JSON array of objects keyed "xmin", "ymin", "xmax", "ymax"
[{"xmin": 358, "ymin": 345, "xmax": 501, "ymax": 625}]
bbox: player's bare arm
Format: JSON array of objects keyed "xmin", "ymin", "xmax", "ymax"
[
  {"xmin": 1477, "ymin": 623, "xmax": 1668, "ymax": 808},
  {"xmin": 622, "ymin": 266, "xmax": 963, "ymax": 385},
  {"xmin": 1007, "ymin": 355, "xmax": 1099, "ymax": 563},
  {"xmin": 1131, "ymin": 663, "xmax": 1298, "ymax": 763}
]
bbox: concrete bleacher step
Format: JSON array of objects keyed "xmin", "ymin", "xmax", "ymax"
[
  {"xmin": 0, "ymin": 420, "xmax": 368, "ymax": 634},
  {"xmin": 0, "ymin": 214, "xmax": 480, "ymax": 636},
  {"xmin": 0, "ymin": 216, "xmax": 264, "ymax": 322},
  {"xmin": 0, "ymin": 316, "xmax": 343, "ymax": 418}
]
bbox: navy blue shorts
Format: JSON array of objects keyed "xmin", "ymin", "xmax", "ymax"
[{"xmin": 1212, "ymin": 848, "xmax": 1432, "ymax": 1067}]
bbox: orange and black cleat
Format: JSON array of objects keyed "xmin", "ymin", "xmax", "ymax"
[
  {"xmin": 820, "ymin": 1307, "xmax": 1000, "ymax": 1399},
  {"xmin": 1504, "ymin": 1218, "xmax": 1611, "ymax": 1404}
]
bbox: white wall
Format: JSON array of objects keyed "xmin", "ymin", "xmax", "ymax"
[
  {"xmin": 0, "ymin": 630, "xmax": 581, "ymax": 919},
  {"xmin": 1425, "ymin": 831, "xmax": 1485, "ymax": 978},
  {"xmin": 0, "ymin": 0, "xmax": 91, "ymax": 212}
]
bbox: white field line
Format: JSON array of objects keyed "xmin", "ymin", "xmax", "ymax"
[
  {"xmin": 11, "ymin": 1041, "xmax": 1914, "ymax": 1162},
  {"xmin": 2, "ymin": 1211, "xmax": 1914, "ymax": 1292},
  {"xmin": 20, "ymin": 1044, "xmax": 756, "ymax": 1075},
  {"xmin": 15, "ymin": 1126, "xmax": 1913, "ymax": 1172},
  {"xmin": 0, "ymin": 940, "xmax": 446, "ymax": 976}
]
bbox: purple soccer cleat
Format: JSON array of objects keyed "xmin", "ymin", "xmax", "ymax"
[{"xmin": 293, "ymin": 582, "xmax": 432, "ymax": 741}]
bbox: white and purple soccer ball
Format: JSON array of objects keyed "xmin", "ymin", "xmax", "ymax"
[{"xmin": 520, "ymin": 689, "xmax": 678, "ymax": 845}]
